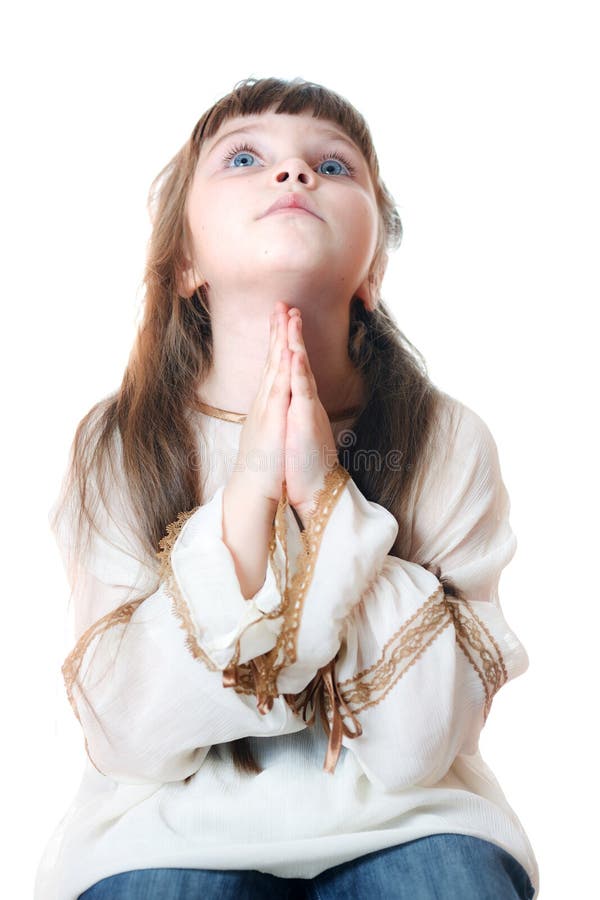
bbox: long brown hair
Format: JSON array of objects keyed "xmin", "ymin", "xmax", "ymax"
[{"xmin": 53, "ymin": 76, "xmax": 452, "ymax": 778}]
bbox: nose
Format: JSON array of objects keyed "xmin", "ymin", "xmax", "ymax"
[{"xmin": 274, "ymin": 158, "xmax": 317, "ymax": 186}]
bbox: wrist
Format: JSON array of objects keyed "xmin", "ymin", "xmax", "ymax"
[
  {"xmin": 291, "ymin": 462, "xmax": 347, "ymax": 529},
  {"xmin": 225, "ymin": 477, "xmax": 278, "ymax": 523}
]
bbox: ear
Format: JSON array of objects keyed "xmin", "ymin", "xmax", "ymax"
[
  {"xmin": 355, "ymin": 251, "xmax": 388, "ymax": 312},
  {"xmin": 354, "ymin": 273, "xmax": 375, "ymax": 312},
  {"xmin": 177, "ymin": 258, "xmax": 205, "ymax": 299}
]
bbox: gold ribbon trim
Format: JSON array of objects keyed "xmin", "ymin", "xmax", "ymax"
[{"xmin": 284, "ymin": 655, "xmax": 363, "ymax": 775}]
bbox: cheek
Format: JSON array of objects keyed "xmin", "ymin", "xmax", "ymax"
[
  {"xmin": 187, "ymin": 186, "xmax": 214, "ymax": 232},
  {"xmin": 186, "ymin": 192, "xmax": 230, "ymax": 259},
  {"xmin": 189, "ymin": 181, "xmax": 252, "ymax": 235},
  {"xmin": 342, "ymin": 195, "xmax": 379, "ymax": 252}
]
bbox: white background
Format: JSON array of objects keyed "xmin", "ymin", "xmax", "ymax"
[{"xmin": 1, "ymin": 1, "xmax": 597, "ymax": 897}]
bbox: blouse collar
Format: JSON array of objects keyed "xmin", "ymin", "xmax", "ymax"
[{"xmin": 195, "ymin": 399, "xmax": 362, "ymax": 425}]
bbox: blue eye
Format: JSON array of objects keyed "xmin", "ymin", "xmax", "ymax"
[
  {"xmin": 222, "ymin": 142, "xmax": 356, "ymax": 176},
  {"xmin": 224, "ymin": 145, "xmax": 257, "ymax": 168},
  {"xmin": 317, "ymin": 157, "xmax": 349, "ymax": 176},
  {"xmin": 222, "ymin": 143, "xmax": 260, "ymax": 169}
]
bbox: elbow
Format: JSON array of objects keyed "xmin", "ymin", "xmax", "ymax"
[
  {"xmin": 84, "ymin": 738, "xmax": 209, "ymax": 786},
  {"xmin": 355, "ymin": 746, "xmax": 466, "ymax": 793}
]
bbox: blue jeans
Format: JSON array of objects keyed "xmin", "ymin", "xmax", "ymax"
[{"xmin": 78, "ymin": 833, "xmax": 536, "ymax": 899}]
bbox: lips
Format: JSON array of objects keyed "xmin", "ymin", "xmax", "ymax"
[{"xmin": 262, "ymin": 192, "xmax": 322, "ymax": 220}]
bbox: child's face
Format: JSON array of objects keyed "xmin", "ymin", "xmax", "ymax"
[{"xmin": 183, "ymin": 109, "xmax": 379, "ymax": 305}]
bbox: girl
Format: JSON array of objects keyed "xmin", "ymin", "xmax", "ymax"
[{"xmin": 35, "ymin": 77, "xmax": 539, "ymax": 900}]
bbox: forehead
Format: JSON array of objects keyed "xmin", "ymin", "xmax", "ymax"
[{"xmin": 199, "ymin": 111, "xmax": 362, "ymax": 159}]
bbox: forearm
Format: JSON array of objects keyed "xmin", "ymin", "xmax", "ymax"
[{"xmin": 222, "ymin": 477, "xmax": 278, "ymax": 599}]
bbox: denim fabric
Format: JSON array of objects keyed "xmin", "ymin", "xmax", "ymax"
[{"xmin": 78, "ymin": 832, "xmax": 535, "ymax": 899}]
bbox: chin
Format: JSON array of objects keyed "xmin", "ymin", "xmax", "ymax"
[
  {"xmin": 259, "ymin": 268, "xmax": 331, "ymax": 291},
  {"xmin": 258, "ymin": 246, "xmax": 333, "ymax": 272}
]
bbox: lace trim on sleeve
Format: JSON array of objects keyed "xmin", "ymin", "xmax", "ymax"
[
  {"xmin": 335, "ymin": 586, "xmax": 507, "ymax": 721},
  {"xmin": 61, "ymin": 599, "xmax": 144, "ymax": 712},
  {"xmin": 62, "ymin": 503, "xmax": 216, "ymax": 728},
  {"xmin": 61, "ymin": 598, "xmax": 147, "ymax": 775},
  {"xmin": 154, "ymin": 505, "xmax": 224, "ymax": 673},
  {"xmin": 155, "ymin": 501, "xmax": 292, "ymax": 697},
  {"xmin": 286, "ymin": 578, "xmax": 509, "ymax": 775},
  {"xmin": 226, "ymin": 462, "xmax": 351, "ymax": 713}
]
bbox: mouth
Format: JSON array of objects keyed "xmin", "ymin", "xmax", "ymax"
[{"xmin": 261, "ymin": 192, "xmax": 323, "ymax": 220}]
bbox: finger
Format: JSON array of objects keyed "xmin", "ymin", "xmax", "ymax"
[
  {"xmin": 265, "ymin": 305, "xmax": 288, "ymax": 366},
  {"xmin": 274, "ymin": 299, "xmax": 291, "ymax": 318},
  {"xmin": 259, "ymin": 316, "xmax": 283, "ymax": 407},
  {"xmin": 288, "ymin": 313, "xmax": 303, "ymax": 353},
  {"xmin": 271, "ymin": 344, "xmax": 292, "ymax": 403},
  {"xmin": 291, "ymin": 348, "xmax": 316, "ymax": 401},
  {"xmin": 265, "ymin": 314, "xmax": 292, "ymax": 402},
  {"xmin": 261, "ymin": 308, "xmax": 291, "ymax": 400},
  {"xmin": 288, "ymin": 316, "xmax": 316, "ymax": 386},
  {"xmin": 261, "ymin": 313, "xmax": 278, "ymax": 379},
  {"xmin": 266, "ymin": 312, "xmax": 277, "ymax": 358}
]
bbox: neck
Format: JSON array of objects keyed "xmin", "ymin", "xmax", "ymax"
[{"xmin": 196, "ymin": 287, "xmax": 365, "ymax": 417}]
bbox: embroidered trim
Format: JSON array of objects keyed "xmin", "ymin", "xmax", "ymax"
[
  {"xmin": 155, "ymin": 506, "xmax": 221, "ymax": 673},
  {"xmin": 336, "ymin": 583, "xmax": 451, "ymax": 710},
  {"xmin": 62, "ymin": 503, "xmax": 216, "ymax": 725},
  {"xmin": 151, "ymin": 469, "xmax": 508, "ymax": 744},
  {"xmin": 283, "ymin": 462, "xmax": 350, "ymax": 668},
  {"xmin": 285, "ymin": 581, "xmax": 509, "ymax": 773},
  {"xmin": 155, "ymin": 497, "xmax": 292, "ymax": 698},
  {"xmin": 195, "ymin": 399, "xmax": 362, "ymax": 425},
  {"xmin": 322, "ymin": 585, "xmax": 508, "ymax": 726},
  {"xmin": 445, "ymin": 596, "xmax": 509, "ymax": 722},
  {"xmin": 230, "ymin": 463, "xmax": 351, "ymax": 709},
  {"xmin": 63, "ymin": 469, "xmax": 510, "ymax": 775},
  {"xmin": 61, "ymin": 599, "xmax": 145, "ymax": 720},
  {"xmin": 61, "ymin": 597, "xmax": 147, "ymax": 778}
]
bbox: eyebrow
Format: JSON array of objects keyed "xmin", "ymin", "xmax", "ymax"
[{"xmin": 203, "ymin": 122, "xmax": 363, "ymax": 162}]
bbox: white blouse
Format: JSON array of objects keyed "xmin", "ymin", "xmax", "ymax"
[{"xmin": 34, "ymin": 391, "xmax": 540, "ymax": 899}]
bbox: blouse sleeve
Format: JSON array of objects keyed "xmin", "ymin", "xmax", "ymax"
[
  {"xmin": 52, "ymin": 442, "xmax": 308, "ymax": 786},
  {"xmin": 272, "ymin": 399, "xmax": 529, "ymax": 789}
]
